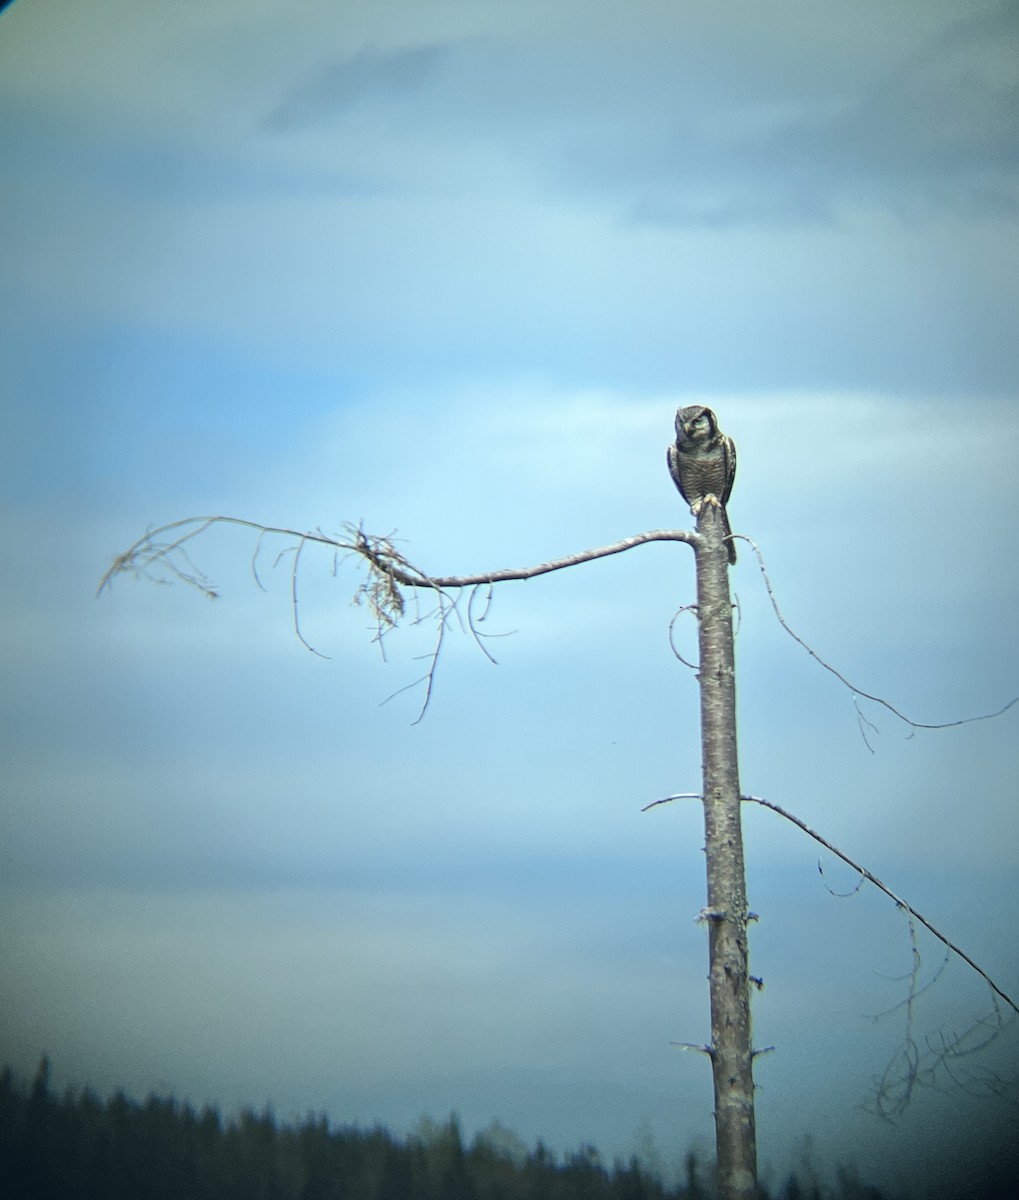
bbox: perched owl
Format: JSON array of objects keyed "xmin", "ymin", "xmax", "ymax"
[{"xmin": 667, "ymin": 405, "xmax": 737, "ymax": 564}]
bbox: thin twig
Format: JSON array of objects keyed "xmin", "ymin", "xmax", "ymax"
[
  {"xmin": 740, "ymin": 535, "xmax": 1018, "ymax": 732},
  {"xmin": 98, "ymin": 515, "xmax": 696, "ymax": 596},
  {"xmin": 668, "ymin": 605, "xmax": 699, "ymax": 670},
  {"xmin": 643, "ymin": 791, "xmax": 1019, "ymax": 1016},
  {"xmin": 741, "ymin": 793, "xmax": 1019, "ymax": 1017},
  {"xmin": 292, "ymin": 534, "xmax": 330, "ymax": 659},
  {"xmin": 817, "ymin": 859, "xmax": 864, "ymax": 898},
  {"xmin": 466, "ymin": 584, "xmax": 504, "ymax": 665},
  {"xmin": 647, "ymin": 789, "xmax": 1018, "ymax": 1118},
  {"xmin": 853, "ymin": 696, "xmax": 880, "ymax": 754},
  {"xmin": 98, "ymin": 515, "xmax": 699, "ymax": 720},
  {"xmin": 670, "ymin": 1042, "xmax": 713, "ymax": 1057},
  {"xmin": 642, "ymin": 793, "xmax": 701, "ymax": 812}
]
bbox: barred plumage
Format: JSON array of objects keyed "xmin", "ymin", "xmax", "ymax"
[{"xmin": 667, "ymin": 405, "xmax": 737, "ymax": 565}]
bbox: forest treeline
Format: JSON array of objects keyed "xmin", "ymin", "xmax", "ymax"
[{"xmin": 1, "ymin": 1057, "xmax": 892, "ymax": 1200}]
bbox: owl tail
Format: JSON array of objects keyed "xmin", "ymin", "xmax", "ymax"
[{"xmin": 721, "ymin": 507, "xmax": 737, "ymax": 565}]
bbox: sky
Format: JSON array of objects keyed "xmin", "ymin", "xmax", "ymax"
[{"xmin": 1, "ymin": 0, "xmax": 1018, "ymax": 1193}]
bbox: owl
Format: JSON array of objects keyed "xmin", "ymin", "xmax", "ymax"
[{"xmin": 667, "ymin": 405, "xmax": 737, "ymax": 564}]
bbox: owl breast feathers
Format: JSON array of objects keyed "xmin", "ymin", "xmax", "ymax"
[{"xmin": 667, "ymin": 405, "xmax": 737, "ymax": 565}]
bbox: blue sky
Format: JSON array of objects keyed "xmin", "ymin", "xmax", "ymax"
[{"xmin": 2, "ymin": 0, "xmax": 1018, "ymax": 1192}]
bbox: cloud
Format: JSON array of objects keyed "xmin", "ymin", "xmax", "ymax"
[
  {"xmin": 4, "ymin": 2, "xmax": 1018, "ymax": 398},
  {"xmin": 8, "ymin": 0, "xmax": 1014, "ymax": 230},
  {"xmin": 745, "ymin": 0, "xmax": 1019, "ymax": 222},
  {"xmin": 541, "ymin": 2, "xmax": 1019, "ymax": 225},
  {"xmin": 263, "ymin": 43, "xmax": 449, "ymax": 131}
]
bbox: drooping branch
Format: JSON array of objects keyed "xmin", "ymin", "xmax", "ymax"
[
  {"xmin": 98, "ymin": 515, "xmax": 697, "ymax": 598},
  {"xmin": 643, "ymin": 790, "xmax": 1019, "ymax": 1017},
  {"xmin": 862, "ymin": 914, "xmax": 1014, "ymax": 1121},
  {"xmin": 99, "ymin": 515, "xmax": 1017, "ymax": 733},
  {"xmin": 97, "ymin": 515, "xmax": 699, "ymax": 720},
  {"xmin": 738, "ymin": 535, "xmax": 1017, "ymax": 733},
  {"xmin": 644, "ymin": 790, "xmax": 1019, "ymax": 1119},
  {"xmin": 742, "ymin": 793, "xmax": 1019, "ymax": 1017}
]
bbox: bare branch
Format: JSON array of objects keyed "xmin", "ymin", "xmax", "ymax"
[
  {"xmin": 99, "ymin": 514, "xmax": 696, "ymax": 597},
  {"xmin": 292, "ymin": 534, "xmax": 330, "ymax": 659},
  {"xmin": 406, "ymin": 588, "xmax": 455, "ymax": 723},
  {"xmin": 647, "ymin": 789, "xmax": 1019, "ymax": 1118},
  {"xmin": 868, "ymin": 934, "xmax": 948, "ymax": 1018},
  {"xmin": 853, "ymin": 696, "xmax": 880, "ymax": 754},
  {"xmin": 641, "ymin": 793, "xmax": 701, "ymax": 812},
  {"xmin": 644, "ymin": 791, "xmax": 1019, "ymax": 1017},
  {"xmin": 667, "ymin": 605, "xmax": 699, "ymax": 670},
  {"xmin": 97, "ymin": 517, "xmax": 222, "ymax": 599},
  {"xmin": 741, "ymin": 793, "xmax": 1019, "ymax": 1017},
  {"xmin": 867, "ymin": 989, "xmax": 1015, "ymax": 1120},
  {"xmin": 250, "ymin": 530, "xmax": 270, "ymax": 592},
  {"xmin": 467, "ymin": 583, "xmax": 508, "ymax": 665},
  {"xmin": 98, "ymin": 515, "xmax": 698, "ymax": 718},
  {"xmin": 670, "ymin": 1041, "xmax": 714, "ymax": 1057},
  {"xmin": 102, "ymin": 516, "xmax": 1014, "ymax": 736},
  {"xmin": 817, "ymin": 859, "xmax": 865, "ymax": 899},
  {"xmin": 739, "ymin": 535, "xmax": 1018, "ymax": 733},
  {"xmin": 383, "ymin": 527, "xmax": 699, "ymax": 587},
  {"xmin": 856, "ymin": 912, "xmax": 1013, "ymax": 1125}
]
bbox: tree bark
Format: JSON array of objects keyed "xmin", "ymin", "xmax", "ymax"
[{"xmin": 693, "ymin": 501, "xmax": 758, "ymax": 1200}]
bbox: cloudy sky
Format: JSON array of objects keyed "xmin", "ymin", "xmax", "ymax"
[{"xmin": 2, "ymin": 0, "xmax": 1018, "ymax": 1192}]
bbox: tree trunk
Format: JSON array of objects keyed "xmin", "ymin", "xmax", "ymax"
[{"xmin": 693, "ymin": 501, "xmax": 758, "ymax": 1200}]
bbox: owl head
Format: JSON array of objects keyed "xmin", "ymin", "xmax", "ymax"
[{"xmin": 675, "ymin": 405, "xmax": 717, "ymax": 444}]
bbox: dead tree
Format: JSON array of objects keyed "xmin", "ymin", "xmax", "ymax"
[
  {"xmin": 98, "ymin": 413, "xmax": 1015, "ymax": 1200},
  {"xmin": 98, "ymin": 506, "xmax": 760, "ymax": 1196},
  {"xmin": 691, "ymin": 500, "xmax": 757, "ymax": 1200}
]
